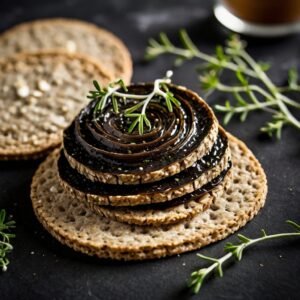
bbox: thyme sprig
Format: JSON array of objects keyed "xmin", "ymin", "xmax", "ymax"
[
  {"xmin": 0, "ymin": 209, "xmax": 15, "ymax": 272},
  {"xmin": 87, "ymin": 71, "xmax": 180, "ymax": 135},
  {"xmin": 188, "ymin": 220, "xmax": 300, "ymax": 294},
  {"xmin": 146, "ymin": 30, "xmax": 300, "ymax": 139}
]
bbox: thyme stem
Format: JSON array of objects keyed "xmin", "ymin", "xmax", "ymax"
[
  {"xmin": 146, "ymin": 30, "xmax": 300, "ymax": 138},
  {"xmin": 189, "ymin": 220, "xmax": 300, "ymax": 294},
  {"xmin": 0, "ymin": 209, "xmax": 15, "ymax": 272},
  {"xmin": 88, "ymin": 71, "xmax": 181, "ymax": 135}
]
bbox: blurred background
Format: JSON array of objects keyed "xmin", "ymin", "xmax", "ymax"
[{"xmin": 2, "ymin": 0, "xmax": 299, "ymax": 92}]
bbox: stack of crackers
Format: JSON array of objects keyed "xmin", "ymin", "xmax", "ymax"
[
  {"xmin": 31, "ymin": 84, "xmax": 267, "ymax": 260},
  {"xmin": 0, "ymin": 18, "xmax": 267, "ymax": 260}
]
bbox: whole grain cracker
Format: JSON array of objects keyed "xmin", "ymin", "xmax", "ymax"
[
  {"xmin": 0, "ymin": 18, "xmax": 132, "ymax": 83},
  {"xmin": 30, "ymin": 133, "xmax": 267, "ymax": 260},
  {"xmin": 0, "ymin": 51, "xmax": 112, "ymax": 160}
]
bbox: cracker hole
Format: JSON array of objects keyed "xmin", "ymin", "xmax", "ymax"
[
  {"xmin": 209, "ymin": 213, "xmax": 217, "ymax": 220},
  {"xmin": 212, "ymin": 230, "xmax": 219, "ymax": 238},
  {"xmin": 78, "ymin": 210, "xmax": 87, "ymax": 216},
  {"xmin": 40, "ymin": 178, "xmax": 46, "ymax": 184},
  {"xmin": 75, "ymin": 224, "xmax": 81, "ymax": 231},
  {"xmin": 210, "ymin": 204, "xmax": 220, "ymax": 211},
  {"xmin": 141, "ymin": 228, "xmax": 149, "ymax": 234},
  {"xmin": 112, "ymin": 232, "xmax": 122, "ymax": 237},
  {"xmin": 58, "ymin": 206, "xmax": 65, "ymax": 212},
  {"xmin": 184, "ymin": 223, "xmax": 191, "ymax": 229},
  {"xmin": 103, "ymin": 226, "xmax": 110, "ymax": 232},
  {"xmin": 67, "ymin": 216, "xmax": 75, "ymax": 223},
  {"xmin": 227, "ymin": 189, "xmax": 233, "ymax": 195}
]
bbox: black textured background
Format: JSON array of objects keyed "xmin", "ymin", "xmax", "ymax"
[{"xmin": 0, "ymin": 1, "xmax": 299, "ymax": 299}]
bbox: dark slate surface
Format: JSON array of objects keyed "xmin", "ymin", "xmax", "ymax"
[{"xmin": 0, "ymin": 1, "xmax": 299, "ymax": 299}]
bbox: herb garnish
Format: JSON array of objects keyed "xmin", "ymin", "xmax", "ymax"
[
  {"xmin": 0, "ymin": 209, "xmax": 15, "ymax": 272},
  {"xmin": 88, "ymin": 71, "xmax": 180, "ymax": 135},
  {"xmin": 188, "ymin": 220, "xmax": 300, "ymax": 294},
  {"xmin": 146, "ymin": 30, "xmax": 300, "ymax": 139}
]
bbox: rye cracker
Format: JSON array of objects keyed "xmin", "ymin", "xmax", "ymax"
[{"xmin": 0, "ymin": 51, "xmax": 112, "ymax": 160}]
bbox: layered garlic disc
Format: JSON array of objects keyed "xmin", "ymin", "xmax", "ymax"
[{"xmin": 57, "ymin": 84, "xmax": 232, "ymax": 226}]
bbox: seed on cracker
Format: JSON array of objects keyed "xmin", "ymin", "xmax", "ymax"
[{"xmin": 0, "ymin": 51, "xmax": 112, "ymax": 160}]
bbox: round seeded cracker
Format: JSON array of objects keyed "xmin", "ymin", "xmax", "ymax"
[
  {"xmin": 30, "ymin": 133, "xmax": 267, "ymax": 260},
  {"xmin": 0, "ymin": 18, "xmax": 132, "ymax": 83},
  {"xmin": 0, "ymin": 51, "xmax": 113, "ymax": 159}
]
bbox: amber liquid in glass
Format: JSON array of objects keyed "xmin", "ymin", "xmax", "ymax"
[{"xmin": 223, "ymin": 0, "xmax": 300, "ymax": 24}]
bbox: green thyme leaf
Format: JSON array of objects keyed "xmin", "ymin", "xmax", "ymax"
[
  {"xmin": 0, "ymin": 209, "xmax": 15, "ymax": 272},
  {"xmin": 90, "ymin": 72, "xmax": 181, "ymax": 135},
  {"xmin": 188, "ymin": 220, "xmax": 300, "ymax": 293}
]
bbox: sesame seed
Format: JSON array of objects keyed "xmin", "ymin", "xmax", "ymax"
[
  {"xmin": 17, "ymin": 85, "xmax": 30, "ymax": 98},
  {"xmin": 66, "ymin": 40, "xmax": 77, "ymax": 53},
  {"xmin": 38, "ymin": 80, "xmax": 51, "ymax": 92}
]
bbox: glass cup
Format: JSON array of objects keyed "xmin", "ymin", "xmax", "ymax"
[{"xmin": 214, "ymin": 0, "xmax": 300, "ymax": 37}]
